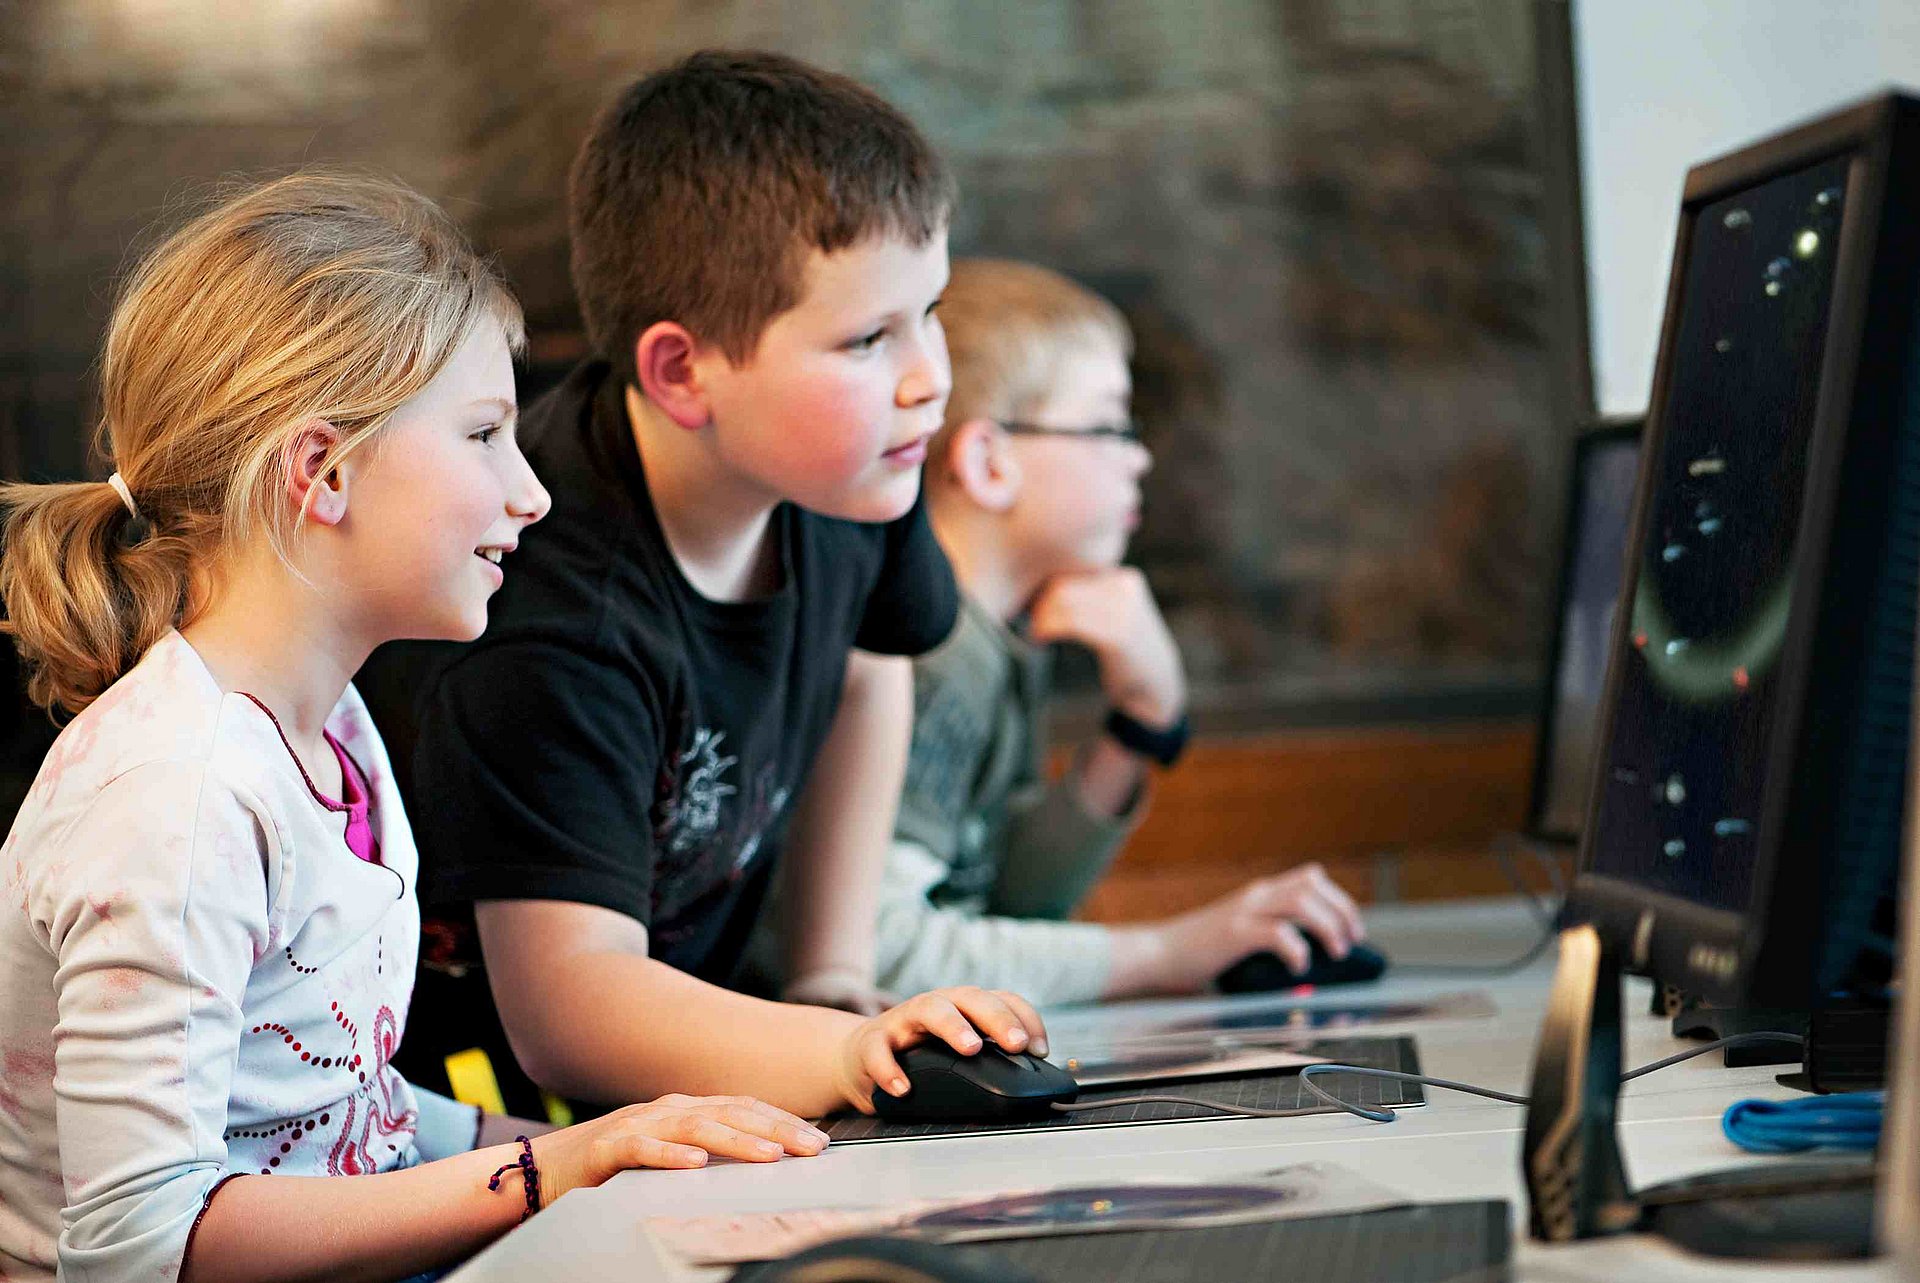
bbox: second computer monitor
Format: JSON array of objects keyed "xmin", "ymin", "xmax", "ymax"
[{"xmin": 1529, "ymin": 422, "xmax": 1642, "ymax": 845}]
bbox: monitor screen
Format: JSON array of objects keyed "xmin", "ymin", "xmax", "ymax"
[
  {"xmin": 1587, "ymin": 153, "xmax": 1850, "ymax": 914},
  {"xmin": 1535, "ymin": 431, "xmax": 1641, "ymax": 840}
]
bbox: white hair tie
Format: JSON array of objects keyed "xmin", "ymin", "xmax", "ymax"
[{"xmin": 105, "ymin": 471, "xmax": 138, "ymax": 519}]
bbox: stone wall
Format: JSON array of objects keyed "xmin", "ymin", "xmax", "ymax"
[{"xmin": 0, "ymin": 0, "xmax": 1558, "ymax": 717}]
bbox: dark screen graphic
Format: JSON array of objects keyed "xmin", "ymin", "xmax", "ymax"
[
  {"xmin": 1589, "ymin": 155, "xmax": 1850, "ymax": 913},
  {"xmin": 1540, "ymin": 435, "xmax": 1642, "ymax": 838}
]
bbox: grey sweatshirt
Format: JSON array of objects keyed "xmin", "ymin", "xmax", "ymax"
[{"xmin": 873, "ymin": 595, "xmax": 1139, "ymax": 1005}]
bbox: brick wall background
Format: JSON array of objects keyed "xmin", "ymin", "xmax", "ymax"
[{"xmin": 0, "ymin": 0, "xmax": 1559, "ymax": 718}]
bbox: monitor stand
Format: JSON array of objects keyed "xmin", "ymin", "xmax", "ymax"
[
  {"xmin": 1670, "ymin": 1001, "xmax": 1808, "ymax": 1067},
  {"xmin": 1522, "ymin": 925, "xmax": 1877, "ymax": 1260}
]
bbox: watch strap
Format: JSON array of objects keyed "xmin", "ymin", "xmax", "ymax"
[{"xmin": 1103, "ymin": 707, "xmax": 1190, "ymax": 767}]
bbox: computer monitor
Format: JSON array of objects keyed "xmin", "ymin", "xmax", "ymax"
[
  {"xmin": 1525, "ymin": 89, "xmax": 1920, "ymax": 1253},
  {"xmin": 1526, "ymin": 420, "xmax": 1642, "ymax": 846},
  {"xmin": 1569, "ymin": 91, "xmax": 1920, "ymax": 1013}
]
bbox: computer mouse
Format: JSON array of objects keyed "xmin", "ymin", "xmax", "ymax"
[
  {"xmin": 1215, "ymin": 938, "xmax": 1390, "ymax": 994},
  {"xmin": 869, "ymin": 1043, "xmax": 1079, "ymax": 1121},
  {"xmin": 730, "ymin": 1235, "xmax": 1037, "ymax": 1283}
]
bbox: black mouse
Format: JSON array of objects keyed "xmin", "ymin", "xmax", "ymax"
[
  {"xmin": 870, "ymin": 1043, "xmax": 1079, "ymax": 1121},
  {"xmin": 1215, "ymin": 939, "xmax": 1390, "ymax": 994}
]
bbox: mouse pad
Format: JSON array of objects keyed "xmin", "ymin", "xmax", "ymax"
[
  {"xmin": 652, "ymin": 1162, "xmax": 1408, "ymax": 1265},
  {"xmin": 728, "ymin": 1200, "xmax": 1511, "ymax": 1283},
  {"xmin": 821, "ymin": 1035, "xmax": 1423, "ymax": 1144},
  {"xmin": 974, "ymin": 1198, "xmax": 1510, "ymax": 1283}
]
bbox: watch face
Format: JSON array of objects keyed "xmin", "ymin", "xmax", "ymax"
[
  {"xmin": 1106, "ymin": 708, "xmax": 1186, "ymax": 764},
  {"xmin": 1589, "ymin": 155, "xmax": 1848, "ymax": 914}
]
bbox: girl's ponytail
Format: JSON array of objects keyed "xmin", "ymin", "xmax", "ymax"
[{"xmin": 0, "ymin": 475, "xmax": 195, "ymax": 716}]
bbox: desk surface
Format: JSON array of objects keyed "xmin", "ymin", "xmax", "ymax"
[{"xmin": 446, "ymin": 898, "xmax": 1901, "ymax": 1282}]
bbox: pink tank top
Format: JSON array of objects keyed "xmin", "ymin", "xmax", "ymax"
[{"xmin": 241, "ymin": 693, "xmax": 382, "ymax": 864}]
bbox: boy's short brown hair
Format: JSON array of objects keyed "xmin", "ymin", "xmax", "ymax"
[
  {"xmin": 931, "ymin": 259, "xmax": 1133, "ymax": 474},
  {"xmin": 569, "ymin": 50, "xmax": 954, "ymax": 384}
]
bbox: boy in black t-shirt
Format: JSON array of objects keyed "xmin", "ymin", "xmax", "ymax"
[{"xmin": 366, "ymin": 50, "xmax": 1045, "ymax": 1123}]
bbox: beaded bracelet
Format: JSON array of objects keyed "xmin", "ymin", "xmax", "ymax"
[{"xmin": 487, "ymin": 1135, "xmax": 542, "ymax": 1222}]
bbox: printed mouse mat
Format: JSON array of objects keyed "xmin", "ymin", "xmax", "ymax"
[
  {"xmin": 979, "ymin": 1197, "xmax": 1511, "ymax": 1283},
  {"xmin": 655, "ymin": 1161, "xmax": 1409, "ymax": 1265},
  {"xmin": 724, "ymin": 1200, "xmax": 1511, "ymax": 1283},
  {"xmin": 819, "ymin": 1034, "xmax": 1423, "ymax": 1144}
]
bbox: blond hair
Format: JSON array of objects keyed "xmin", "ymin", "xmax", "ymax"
[
  {"xmin": 929, "ymin": 259, "xmax": 1132, "ymax": 483},
  {"xmin": 1, "ymin": 171, "xmax": 524, "ymax": 716}
]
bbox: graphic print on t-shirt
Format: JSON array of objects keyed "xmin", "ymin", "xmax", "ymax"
[
  {"xmin": 730, "ymin": 765, "xmax": 792, "ymax": 874},
  {"xmin": 661, "ymin": 727, "xmax": 737, "ymax": 855},
  {"xmin": 650, "ymin": 724, "xmax": 792, "ymax": 949}
]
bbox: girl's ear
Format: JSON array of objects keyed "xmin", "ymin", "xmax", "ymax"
[
  {"xmin": 633, "ymin": 321, "xmax": 713, "ymax": 430},
  {"xmin": 946, "ymin": 418, "xmax": 1021, "ymax": 513},
  {"xmin": 285, "ymin": 420, "xmax": 349, "ymax": 527}
]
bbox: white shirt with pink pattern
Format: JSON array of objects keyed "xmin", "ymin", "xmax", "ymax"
[{"xmin": 0, "ymin": 631, "xmax": 479, "ymax": 1281}]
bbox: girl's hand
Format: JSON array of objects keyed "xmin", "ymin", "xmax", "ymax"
[
  {"xmin": 835, "ymin": 986, "xmax": 1050, "ymax": 1115},
  {"xmin": 530, "ymin": 1094, "xmax": 829, "ymax": 1205}
]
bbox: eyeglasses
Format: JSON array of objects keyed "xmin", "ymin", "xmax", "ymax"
[{"xmin": 996, "ymin": 418, "xmax": 1143, "ymax": 445}]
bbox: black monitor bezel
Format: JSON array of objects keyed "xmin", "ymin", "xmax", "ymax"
[
  {"xmin": 1567, "ymin": 95, "xmax": 1902, "ymax": 1006},
  {"xmin": 1524, "ymin": 416, "xmax": 1643, "ymax": 848}
]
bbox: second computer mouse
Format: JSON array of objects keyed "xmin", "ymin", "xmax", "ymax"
[
  {"xmin": 1215, "ymin": 938, "xmax": 1390, "ymax": 994},
  {"xmin": 870, "ymin": 1043, "xmax": 1080, "ymax": 1121}
]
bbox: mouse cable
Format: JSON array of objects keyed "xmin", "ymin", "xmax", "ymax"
[
  {"xmin": 1296, "ymin": 1031, "xmax": 1808, "ymax": 1123},
  {"xmin": 1495, "ymin": 840, "xmax": 1565, "ymax": 926},
  {"xmin": 1378, "ymin": 843, "xmax": 1571, "ymax": 978},
  {"xmin": 1384, "ymin": 921, "xmax": 1558, "ymax": 978},
  {"xmin": 1046, "ymin": 1033, "xmax": 1805, "ymax": 1125}
]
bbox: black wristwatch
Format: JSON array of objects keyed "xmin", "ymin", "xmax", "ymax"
[{"xmin": 1103, "ymin": 707, "xmax": 1191, "ymax": 768}]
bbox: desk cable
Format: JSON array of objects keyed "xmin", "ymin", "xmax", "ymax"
[
  {"xmin": 1720, "ymin": 1090, "xmax": 1883, "ymax": 1153},
  {"xmin": 1381, "ymin": 842, "xmax": 1569, "ymax": 978},
  {"xmin": 1046, "ymin": 1032, "xmax": 1807, "ymax": 1124},
  {"xmin": 1385, "ymin": 923, "xmax": 1560, "ymax": 979},
  {"xmin": 1294, "ymin": 1031, "xmax": 1808, "ymax": 1123}
]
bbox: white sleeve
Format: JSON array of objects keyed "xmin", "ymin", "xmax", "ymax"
[
  {"xmin": 873, "ymin": 838, "xmax": 1114, "ymax": 1007},
  {"xmin": 36, "ymin": 760, "xmax": 274, "ymax": 1282},
  {"xmin": 409, "ymin": 1087, "xmax": 484, "ymax": 1162}
]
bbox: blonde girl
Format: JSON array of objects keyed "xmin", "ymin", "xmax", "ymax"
[{"xmin": 0, "ymin": 172, "xmax": 827, "ymax": 1283}]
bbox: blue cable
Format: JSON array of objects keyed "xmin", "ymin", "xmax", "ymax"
[{"xmin": 1721, "ymin": 1092, "xmax": 1884, "ymax": 1154}]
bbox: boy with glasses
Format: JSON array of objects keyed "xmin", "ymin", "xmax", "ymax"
[{"xmin": 751, "ymin": 259, "xmax": 1369, "ymax": 1005}]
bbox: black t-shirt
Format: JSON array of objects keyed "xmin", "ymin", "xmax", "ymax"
[{"xmin": 366, "ymin": 360, "xmax": 958, "ymax": 988}]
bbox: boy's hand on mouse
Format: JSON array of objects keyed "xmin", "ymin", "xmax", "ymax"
[
  {"xmin": 837, "ymin": 986, "xmax": 1050, "ymax": 1115},
  {"xmin": 1144, "ymin": 863, "xmax": 1366, "ymax": 992},
  {"xmin": 530, "ymin": 1094, "xmax": 830, "ymax": 1203},
  {"xmin": 1028, "ymin": 567, "xmax": 1186, "ymax": 731}
]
